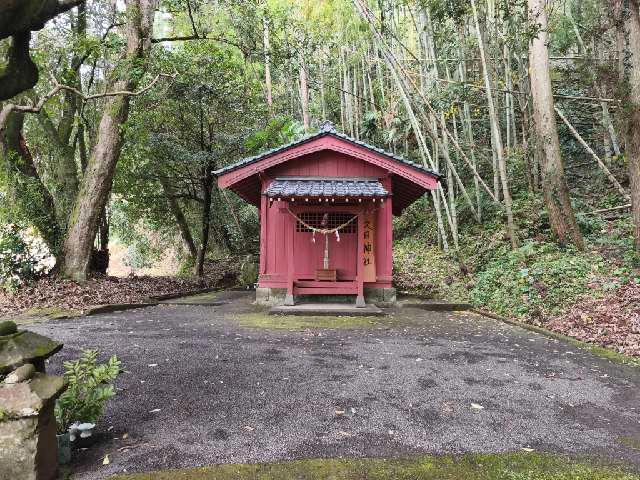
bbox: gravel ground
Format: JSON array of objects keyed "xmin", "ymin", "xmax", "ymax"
[{"xmin": 27, "ymin": 291, "xmax": 640, "ymax": 479}]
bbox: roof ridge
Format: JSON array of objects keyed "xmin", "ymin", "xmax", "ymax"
[{"xmin": 213, "ymin": 124, "xmax": 441, "ymax": 180}]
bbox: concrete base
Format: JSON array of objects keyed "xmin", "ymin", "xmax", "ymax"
[
  {"xmin": 269, "ymin": 303, "xmax": 385, "ymax": 317},
  {"xmin": 283, "ymin": 294, "xmax": 295, "ymax": 306},
  {"xmin": 256, "ymin": 287, "xmax": 396, "ymax": 307}
]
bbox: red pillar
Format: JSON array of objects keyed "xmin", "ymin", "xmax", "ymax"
[
  {"xmin": 356, "ymin": 208, "xmax": 365, "ymax": 307},
  {"xmin": 284, "ymin": 206, "xmax": 295, "ymax": 306},
  {"xmin": 259, "ymin": 194, "xmax": 268, "ymax": 276}
]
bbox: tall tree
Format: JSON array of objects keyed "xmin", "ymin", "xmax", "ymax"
[
  {"xmin": 528, "ymin": 0, "xmax": 584, "ymax": 249},
  {"xmin": 619, "ymin": 0, "xmax": 640, "ymax": 251},
  {"xmin": 60, "ymin": 0, "xmax": 158, "ymax": 280}
]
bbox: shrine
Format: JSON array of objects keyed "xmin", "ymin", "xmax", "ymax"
[{"xmin": 214, "ymin": 122, "xmax": 441, "ymax": 307}]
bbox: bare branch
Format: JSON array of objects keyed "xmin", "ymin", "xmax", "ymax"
[
  {"xmin": 151, "ymin": 34, "xmax": 246, "ymax": 52},
  {"xmin": 0, "ymin": 73, "xmax": 174, "ymax": 132}
]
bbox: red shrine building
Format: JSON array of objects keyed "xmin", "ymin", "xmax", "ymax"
[{"xmin": 214, "ymin": 121, "xmax": 441, "ymax": 307}]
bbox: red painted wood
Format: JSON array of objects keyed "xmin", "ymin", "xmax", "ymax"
[
  {"xmin": 294, "ymin": 287, "xmax": 358, "ymax": 295},
  {"xmin": 219, "ymin": 134, "xmax": 441, "ymax": 297},
  {"xmin": 217, "ymin": 135, "xmax": 438, "ymax": 190},
  {"xmin": 259, "ymin": 194, "xmax": 267, "ymax": 275},
  {"xmin": 295, "ymin": 280, "xmax": 357, "ymax": 288},
  {"xmin": 356, "ymin": 211, "xmax": 364, "ymax": 299},
  {"xmin": 286, "ymin": 209, "xmax": 295, "ymax": 298}
]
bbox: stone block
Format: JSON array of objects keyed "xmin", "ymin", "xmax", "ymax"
[
  {"xmin": 0, "ymin": 331, "xmax": 62, "ymax": 375},
  {"xmin": 255, "ymin": 287, "xmax": 287, "ymax": 306},
  {"xmin": 0, "ymin": 373, "xmax": 66, "ymax": 480},
  {"xmin": 256, "ymin": 287, "xmax": 397, "ymax": 307}
]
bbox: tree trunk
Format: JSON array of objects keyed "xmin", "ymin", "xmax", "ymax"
[
  {"xmin": 528, "ymin": 0, "xmax": 584, "ymax": 249},
  {"xmin": 195, "ymin": 165, "xmax": 213, "ymax": 279},
  {"xmin": 0, "ymin": 110, "xmax": 62, "ymax": 253},
  {"xmin": 60, "ymin": 0, "xmax": 157, "ymax": 281},
  {"xmin": 471, "ymin": 0, "xmax": 518, "ymax": 248},
  {"xmin": 624, "ymin": 0, "xmax": 640, "ymax": 252},
  {"xmin": 298, "ymin": 48, "xmax": 310, "ymax": 132},
  {"xmin": 159, "ymin": 176, "xmax": 197, "ymax": 260}
]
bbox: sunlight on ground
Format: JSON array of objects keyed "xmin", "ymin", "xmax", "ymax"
[
  {"xmin": 110, "ymin": 453, "xmax": 639, "ymax": 480},
  {"xmin": 107, "ymin": 241, "xmax": 179, "ymax": 277}
]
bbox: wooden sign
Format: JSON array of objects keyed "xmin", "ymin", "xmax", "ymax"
[{"xmin": 363, "ymin": 213, "xmax": 376, "ymax": 282}]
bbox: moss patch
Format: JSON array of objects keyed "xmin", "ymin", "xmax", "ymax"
[
  {"xmin": 619, "ymin": 437, "xmax": 640, "ymax": 452},
  {"xmin": 110, "ymin": 453, "xmax": 639, "ymax": 479},
  {"xmin": 162, "ymin": 291, "xmax": 221, "ymax": 304},
  {"xmin": 13, "ymin": 306, "xmax": 82, "ymax": 324},
  {"xmin": 231, "ymin": 313, "xmax": 385, "ymax": 330},
  {"xmin": 476, "ymin": 309, "xmax": 640, "ymax": 368}
]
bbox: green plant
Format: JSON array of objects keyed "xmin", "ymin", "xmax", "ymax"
[
  {"xmin": 471, "ymin": 241, "xmax": 603, "ymax": 319},
  {"xmin": 0, "ymin": 224, "xmax": 50, "ymax": 291},
  {"xmin": 55, "ymin": 350, "xmax": 121, "ymax": 434}
]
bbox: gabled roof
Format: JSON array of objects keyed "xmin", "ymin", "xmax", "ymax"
[
  {"xmin": 215, "ymin": 121, "xmax": 440, "ymax": 215},
  {"xmin": 264, "ymin": 177, "xmax": 389, "ymax": 199},
  {"xmin": 213, "ymin": 121, "xmax": 441, "ymax": 180}
]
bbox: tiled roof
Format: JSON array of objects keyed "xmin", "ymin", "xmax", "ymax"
[
  {"xmin": 213, "ymin": 121, "xmax": 441, "ymax": 179},
  {"xmin": 264, "ymin": 177, "xmax": 389, "ymax": 198}
]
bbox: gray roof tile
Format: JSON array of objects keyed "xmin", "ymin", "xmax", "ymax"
[{"xmin": 264, "ymin": 177, "xmax": 389, "ymax": 198}]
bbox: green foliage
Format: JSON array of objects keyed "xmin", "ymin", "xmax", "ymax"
[
  {"xmin": 55, "ymin": 350, "xmax": 121, "ymax": 434},
  {"xmin": 244, "ymin": 117, "xmax": 305, "ymax": 154},
  {"xmin": 471, "ymin": 241, "xmax": 604, "ymax": 319},
  {"xmin": 110, "ymin": 201, "xmax": 168, "ymax": 269},
  {"xmin": 394, "ymin": 237, "xmax": 471, "ymax": 301},
  {"xmin": 113, "ymin": 39, "xmax": 265, "ymax": 263},
  {"xmin": 0, "ymin": 224, "xmax": 50, "ymax": 291}
]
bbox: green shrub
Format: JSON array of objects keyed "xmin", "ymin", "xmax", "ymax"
[
  {"xmin": 393, "ymin": 237, "xmax": 471, "ymax": 301},
  {"xmin": 55, "ymin": 350, "xmax": 121, "ymax": 434},
  {"xmin": 0, "ymin": 224, "xmax": 49, "ymax": 291},
  {"xmin": 471, "ymin": 241, "xmax": 604, "ymax": 319}
]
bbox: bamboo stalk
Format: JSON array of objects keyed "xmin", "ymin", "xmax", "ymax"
[{"xmin": 555, "ymin": 107, "xmax": 630, "ymax": 200}]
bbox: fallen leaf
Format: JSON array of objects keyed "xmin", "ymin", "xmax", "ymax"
[
  {"xmin": 122, "ymin": 433, "xmax": 129, "ymax": 440},
  {"xmin": 102, "ymin": 454, "xmax": 110, "ymax": 465}
]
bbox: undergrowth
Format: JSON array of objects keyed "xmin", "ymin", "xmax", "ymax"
[{"xmin": 393, "ymin": 191, "xmax": 636, "ymax": 323}]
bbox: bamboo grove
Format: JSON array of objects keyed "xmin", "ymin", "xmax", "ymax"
[{"xmin": 1, "ymin": 0, "xmax": 639, "ymax": 280}]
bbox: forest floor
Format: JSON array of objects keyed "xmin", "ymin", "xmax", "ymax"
[
  {"xmin": 0, "ymin": 257, "xmax": 240, "ymax": 318},
  {"xmin": 27, "ymin": 291, "xmax": 640, "ymax": 479}
]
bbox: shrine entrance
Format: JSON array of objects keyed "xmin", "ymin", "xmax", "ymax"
[
  {"xmin": 292, "ymin": 209, "xmax": 359, "ymax": 282},
  {"xmin": 214, "ymin": 121, "xmax": 441, "ymax": 308}
]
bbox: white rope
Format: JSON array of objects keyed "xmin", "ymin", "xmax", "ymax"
[{"xmin": 287, "ymin": 208, "xmax": 358, "ymax": 243}]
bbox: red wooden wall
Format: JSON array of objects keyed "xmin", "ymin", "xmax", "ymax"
[{"xmin": 258, "ymin": 151, "xmax": 394, "ymax": 290}]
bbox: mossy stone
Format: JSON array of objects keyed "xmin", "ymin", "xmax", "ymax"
[
  {"xmin": 0, "ymin": 331, "xmax": 62, "ymax": 374},
  {"xmin": 0, "ymin": 321, "xmax": 17, "ymax": 336}
]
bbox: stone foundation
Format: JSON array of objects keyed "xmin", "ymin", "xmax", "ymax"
[{"xmin": 255, "ymin": 287, "xmax": 396, "ymax": 307}]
